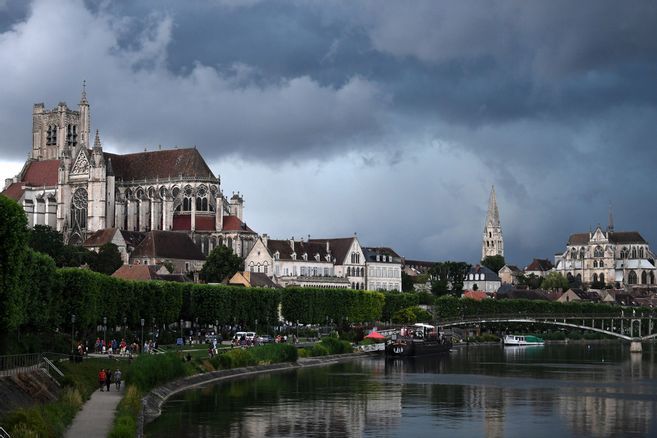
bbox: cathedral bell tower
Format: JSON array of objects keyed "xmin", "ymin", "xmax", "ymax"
[{"xmin": 482, "ymin": 185, "xmax": 504, "ymax": 260}]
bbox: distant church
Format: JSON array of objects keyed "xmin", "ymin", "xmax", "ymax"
[
  {"xmin": 482, "ymin": 186, "xmax": 504, "ymax": 261},
  {"xmin": 1, "ymin": 85, "xmax": 257, "ymax": 257}
]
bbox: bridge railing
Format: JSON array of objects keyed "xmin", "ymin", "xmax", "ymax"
[
  {"xmin": 0, "ymin": 353, "xmax": 42, "ymax": 377},
  {"xmin": 436, "ymin": 313, "xmax": 643, "ymax": 325}
]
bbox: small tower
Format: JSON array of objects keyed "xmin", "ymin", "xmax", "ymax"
[
  {"xmin": 79, "ymin": 80, "xmax": 90, "ymax": 147},
  {"xmin": 482, "ymin": 185, "xmax": 504, "ymax": 260}
]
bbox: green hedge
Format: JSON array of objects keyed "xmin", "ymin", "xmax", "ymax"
[
  {"xmin": 381, "ymin": 292, "xmax": 420, "ymax": 321},
  {"xmin": 434, "ymin": 295, "xmax": 624, "ymax": 319},
  {"xmin": 125, "ymin": 353, "xmax": 188, "ymax": 392},
  {"xmin": 281, "ymin": 288, "xmax": 384, "ymax": 324}
]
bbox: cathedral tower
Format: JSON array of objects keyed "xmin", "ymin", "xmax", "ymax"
[{"xmin": 482, "ymin": 185, "xmax": 504, "ymax": 260}]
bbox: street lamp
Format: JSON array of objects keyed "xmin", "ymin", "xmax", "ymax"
[
  {"xmin": 140, "ymin": 318, "xmax": 145, "ymax": 353},
  {"xmin": 103, "ymin": 316, "xmax": 107, "ymax": 351},
  {"xmin": 180, "ymin": 319, "xmax": 184, "ymax": 348},
  {"xmin": 71, "ymin": 314, "xmax": 76, "ymax": 355},
  {"xmin": 255, "ymin": 319, "xmax": 258, "ymax": 334},
  {"xmin": 123, "ymin": 316, "xmax": 127, "ymax": 340}
]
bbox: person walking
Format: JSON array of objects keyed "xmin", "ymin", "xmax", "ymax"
[
  {"xmin": 114, "ymin": 368, "xmax": 122, "ymax": 391},
  {"xmin": 98, "ymin": 369, "xmax": 106, "ymax": 392},
  {"xmin": 105, "ymin": 369, "xmax": 112, "ymax": 392}
]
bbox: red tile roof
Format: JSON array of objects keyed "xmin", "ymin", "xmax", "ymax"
[
  {"xmin": 1, "ymin": 182, "xmax": 25, "ymax": 201},
  {"xmin": 195, "ymin": 215, "xmax": 216, "ymax": 231},
  {"xmin": 83, "ymin": 228, "xmax": 119, "ymax": 247},
  {"xmin": 173, "ymin": 215, "xmax": 191, "ymax": 230},
  {"xmin": 222, "ymin": 215, "xmax": 255, "ymax": 233},
  {"xmin": 463, "ymin": 290, "xmax": 489, "ymax": 301},
  {"xmin": 1, "ymin": 160, "xmax": 60, "ymax": 200},
  {"xmin": 112, "ymin": 264, "xmax": 161, "ymax": 281},
  {"xmin": 104, "ymin": 148, "xmax": 214, "ymax": 181},
  {"xmin": 22, "ymin": 160, "xmax": 59, "ymax": 186},
  {"xmin": 525, "ymin": 258, "xmax": 554, "ymax": 272},
  {"xmin": 131, "ymin": 231, "xmax": 205, "ymax": 261}
]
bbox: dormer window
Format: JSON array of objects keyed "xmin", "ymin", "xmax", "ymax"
[
  {"xmin": 274, "ymin": 251, "xmax": 280, "ymax": 260},
  {"xmin": 302, "ymin": 253, "xmax": 308, "ymax": 261},
  {"xmin": 315, "ymin": 253, "xmax": 320, "ymax": 262},
  {"xmin": 291, "ymin": 252, "xmax": 297, "ymax": 260},
  {"xmin": 376, "ymin": 255, "xmax": 380, "ymax": 262}
]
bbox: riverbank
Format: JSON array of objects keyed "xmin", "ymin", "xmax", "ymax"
[{"xmin": 140, "ymin": 351, "xmax": 380, "ymax": 428}]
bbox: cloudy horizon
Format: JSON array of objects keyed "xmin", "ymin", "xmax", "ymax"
[{"xmin": 1, "ymin": 0, "xmax": 656, "ymax": 267}]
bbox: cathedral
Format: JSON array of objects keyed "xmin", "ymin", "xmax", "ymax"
[
  {"xmin": 482, "ymin": 186, "xmax": 504, "ymax": 261},
  {"xmin": 2, "ymin": 86, "xmax": 257, "ymax": 257},
  {"xmin": 554, "ymin": 212, "xmax": 657, "ymax": 288}
]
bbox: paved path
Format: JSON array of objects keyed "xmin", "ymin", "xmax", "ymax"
[{"xmin": 65, "ymin": 383, "xmax": 125, "ymax": 438}]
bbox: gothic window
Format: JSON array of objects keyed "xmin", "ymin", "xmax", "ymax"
[
  {"xmin": 593, "ymin": 273, "xmax": 598, "ymax": 283},
  {"xmin": 594, "ymin": 246, "xmax": 603, "ymax": 258},
  {"xmin": 639, "ymin": 247, "xmax": 645, "ymax": 258},
  {"xmin": 196, "ymin": 186, "xmax": 208, "ymax": 211},
  {"xmin": 489, "ymin": 232, "xmax": 492, "ymax": 238},
  {"xmin": 599, "ymin": 273, "xmax": 605, "ymax": 284},
  {"xmin": 579, "ymin": 248, "xmax": 585, "ymax": 259},
  {"xmin": 347, "ymin": 267, "xmax": 352, "ymax": 276},
  {"xmin": 182, "ymin": 186, "xmax": 193, "ymax": 212},
  {"xmin": 47, "ymin": 125, "xmax": 57, "ymax": 146},
  {"xmin": 650, "ymin": 272, "xmax": 655, "ymax": 285},
  {"xmin": 70, "ymin": 187, "xmax": 88, "ymax": 232},
  {"xmin": 628, "ymin": 270, "xmax": 638, "ymax": 285},
  {"xmin": 620, "ymin": 247, "xmax": 629, "ymax": 258},
  {"xmin": 632, "ymin": 247, "xmax": 637, "ymax": 259},
  {"xmin": 66, "ymin": 124, "xmax": 78, "ymax": 146},
  {"xmin": 593, "ymin": 261, "xmax": 598, "ymax": 268},
  {"xmin": 641, "ymin": 271, "xmax": 647, "ymax": 284},
  {"xmin": 571, "ymin": 248, "xmax": 577, "ymax": 259},
  {"xmin": 576, "ymin": 273, "xmax": 582, "ymax": 283}
]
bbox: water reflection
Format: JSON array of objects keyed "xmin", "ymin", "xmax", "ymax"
[{"xmin": 147, "ymin": 344, "xmax": 657, "ymax": 437}]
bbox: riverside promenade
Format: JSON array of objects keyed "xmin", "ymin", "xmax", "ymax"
[{"xmin": 65, "ymin": 384, "xmax": 124, "ymax": 438}]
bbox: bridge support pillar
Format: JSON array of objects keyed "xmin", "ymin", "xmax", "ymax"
[{"xmin": 630, "ymin": 341, "xmax": 642, "ymax": 353}]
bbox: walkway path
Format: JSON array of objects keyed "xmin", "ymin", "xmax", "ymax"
[{"xmin": 65, "ymin": 383, "xmax": 125, "ymax": 438}]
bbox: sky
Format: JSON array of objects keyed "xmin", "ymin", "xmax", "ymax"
[{"xmin": 1, "ymin": 0, "xmax": 657, "ymax": 266}]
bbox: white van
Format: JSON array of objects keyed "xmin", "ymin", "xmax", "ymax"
[{"xmin": 233, "ymin": 331, "xmax": 256, "ymax": 342}]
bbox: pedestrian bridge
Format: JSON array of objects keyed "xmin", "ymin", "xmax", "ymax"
[{"xmin": 436, "ymin": 313, "xmax": 657, "ymax": 344}]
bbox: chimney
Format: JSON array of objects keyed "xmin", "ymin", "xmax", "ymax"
[
  {"xmin": 290, "ymin": 237, "xmax": 295, "ymax": 251},
  {"xmin": 326, "ymin": 241, "xmax": 330, "ymax": 253},
  {"xmin": 262, "ymin": 233, "xmax": 268, "ymax": 247}
]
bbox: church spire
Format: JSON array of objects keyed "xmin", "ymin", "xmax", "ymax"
[
  {"xmin": 80, "ymin": 80, "xmax": 88, "ymax": 105},
  {"xmin": 608, "ymin": 202, "xmax": 614, "ymax": 232},
  {"xmin": 93, "ymin": 129, "xmax": 102, "ymax": 149},
  {"xmin": 485, "ymin": 185, "xmax": 500, "ymax": 227},
  {"xmin": 482, "ymin": 185, "xmax": 504, "ymax": 261}
]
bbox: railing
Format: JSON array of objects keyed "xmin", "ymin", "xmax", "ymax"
[
  {"xmin": 0, "ymin": 353, "xmax": 42, "ymax": 377},
  {"xmin": 437, "ymin": 313, "xmax": 645, "ymax": 325},
  {"xmin": 0, "ymin": 426, "xmax": 12, "ymax": 438}
]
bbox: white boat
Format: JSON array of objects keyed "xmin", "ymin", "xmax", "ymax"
[{"xmin": 503, "ymin": 335, "xmax": 545, "ymax": 346}]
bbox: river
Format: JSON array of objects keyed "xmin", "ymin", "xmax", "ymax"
[{"xmin": 146, "ymin": 343, "xmax": 657, "ymax": 437}]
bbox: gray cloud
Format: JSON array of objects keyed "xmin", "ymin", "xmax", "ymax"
[{"xmin": 1, "ymin": 0, "xmax": 657, "ymax": 265}]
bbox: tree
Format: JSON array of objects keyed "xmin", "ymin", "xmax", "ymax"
[
  {"xmin": 401, "ymin": 271, "xmax": 415, "ymax": 292},
  {"xmin": 517, "ymin": 273, "xmax": 542, "ymax": 290},
  {"xmin": 429, "ymin": 261, "xmax": 471, "ymax": 296},
  {"xmin": 28, "ymin": 225, "xmax": 65, "ymax": 263},
  {"xmin": 0, "ymin": 195, "xmax": 29, "ymax": 331},
  {"xmin": 481, "ymin": 255, "xmax": 505, "ymax": 274},
  {"xmin": 90, "ymin": 243, "xmax": 123, "ymax": 275},
  {"xmin": 200, "ymin": 245, "xmax": 244, "ymax": 283},
  {"xmin": 540, "ymin": 272, "xmax": 569, "ymax": 291}
]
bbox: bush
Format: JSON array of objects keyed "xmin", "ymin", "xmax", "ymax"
[
  {"xmin": 251, "ymin": 344, "xmax": 298, "ymax": 364},
  {"xmin": 318, "ymin": 337, "xmax": 352, "ymax": 355},
  {"xmin": 310, "ymin": 344, "xmax": 329, "ymax": 356},
  {"xmin": 109, "ymin": 385, "xmax": 142, "ymax": 438},
  {"xmin": 391, "ymin": 306, "xmax": 432, "ymax": 324},
  {"xmin": 125, "ymin": 353, "xmax": 187, "ymax": 392}
]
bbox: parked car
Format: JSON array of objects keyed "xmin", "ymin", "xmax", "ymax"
[
  {"xmin": 233, "ymin": 331, "xmax": 256, "ymax": 342},
  {"xmin": 257, "ymin": 335, "xmax": 274, "ymax": 344}
]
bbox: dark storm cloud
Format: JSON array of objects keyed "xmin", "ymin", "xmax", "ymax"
[{"xmin": 1, "ymin": 0, "xmax": 657, "ymax": 264}]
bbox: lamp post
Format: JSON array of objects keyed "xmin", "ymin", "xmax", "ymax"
[
  {"xmin": 296, "ymin": 320, "xmax": 299, "ymax": 339},
  {"xmin": 123, "ymin": 316, "xmax": 127, "ymax": 340},
  {"xmin": 180, "ymin": 319, "xmax": 184, "ymax": 348},
  {"xmin": 71, "ymin": 314, "xmax": 76, "ymax": 355},
  {"xmin": 255, "ymin": 319, "xmax": 258, "ymax": 335},
  {"xmin": 140, "ymin": 318, "xmax": 145, "ymax": 353},
  {"xmin": 152, "ymin": 317, "xmax": 156, "ymax": 341},
  {"xmin": 103, "ymin": 316, "xmax": 107, "ymax": 351}
]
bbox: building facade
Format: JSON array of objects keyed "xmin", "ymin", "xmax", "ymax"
[
  {"xmin": 482, "ymin": 186, "xmax": 504, "ymax": 261},
  {"xmin": 463, "ymin": 264, "xmax": 501, "ymax": 294},
  {"xmin": 244, "ymin": 235, "xmax": 369, "ymax": 289},
  {"xmin": 363, "ymin": 247, "xmax": 402, "ymax": 291},
  {"xmin": 554, "ymin": 225, "xmax": 657, "ymax": 288},
  {"xmin": 2, "ymin": 89, "xmax": 256, "ymax": 257}
]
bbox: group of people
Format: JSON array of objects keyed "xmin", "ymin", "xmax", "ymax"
[
  {"xmin": 97, "ymin": 368, "xmax": 122, "ymax": 392},
  {"xmin": 94, "ymin": 338, "xmax": 140, "ymax": 356}
]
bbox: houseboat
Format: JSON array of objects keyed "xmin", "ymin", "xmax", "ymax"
[
  {"xmin": 503, "ymin": 335, "xmax": 545, "ymax": 346},
  {"xmin": 385, "ymin": 323, "xmax": 452, "ymax": 357}
]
